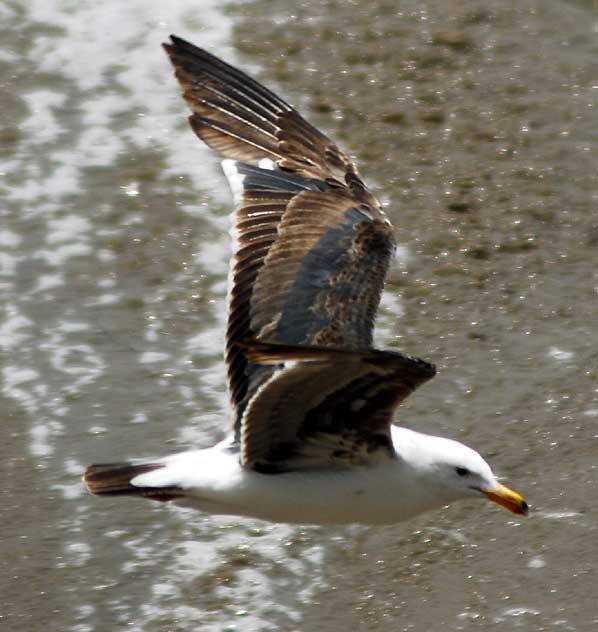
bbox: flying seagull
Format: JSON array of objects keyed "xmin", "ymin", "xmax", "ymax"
[{"xmin": 84, "ymin": 36, "xmax": 528, "ymax": 524}]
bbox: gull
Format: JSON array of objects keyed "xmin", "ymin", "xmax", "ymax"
[{"xmin": 84, "ymin": 36, "xmax": 528, "ymax": 524}]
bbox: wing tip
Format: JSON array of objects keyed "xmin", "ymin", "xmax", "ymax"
[{"xmin": 162, "ymin": 34, "xmax": 184, "ymax": 56}]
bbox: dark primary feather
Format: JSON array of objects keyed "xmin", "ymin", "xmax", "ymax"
[
  {"xmin": 163, "ymin": 36, "xmax": 397, "ymax": 435},
  {"xmin": 162, "ymin": 35, "xmax": 374, "ymax": 194},
  {"xmin": 238, "ymin": 341, "xmax": 436, "ymax": 472}
]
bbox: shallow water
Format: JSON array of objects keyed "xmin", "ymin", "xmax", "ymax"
[{"xmin": 1, "ymin": 1, "xmax": 597, "ymax": 631}]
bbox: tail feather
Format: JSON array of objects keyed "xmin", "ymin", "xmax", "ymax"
[{"xmin": 84, "ymin": 462, "xmax": 183, "ymax": 502}]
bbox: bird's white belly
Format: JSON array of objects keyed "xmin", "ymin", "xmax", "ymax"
[{"xmin": 161, "ymin": 448, "xmax": 438, "ymax": 524}]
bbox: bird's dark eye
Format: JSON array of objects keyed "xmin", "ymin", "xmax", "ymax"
[{"xmin": 455, "ymin": 467, "xmax": 470, "ymax": 477}]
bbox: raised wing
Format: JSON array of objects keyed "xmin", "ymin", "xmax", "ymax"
[
  {"xmin": 163, "ymin": 37, "xmax": 395, "ymax": 431},
  {"xmin": 238, "ymin": 341, "xmax": 436, "ymax": 472},
  {"xmin": 163, "ymin": 35, "xmax": 374, "ymax": 194}
]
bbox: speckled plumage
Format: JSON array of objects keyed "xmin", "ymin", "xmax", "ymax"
[{"xmin": 84, "ymin": 36, "xmax": 527, "ymax": 525}]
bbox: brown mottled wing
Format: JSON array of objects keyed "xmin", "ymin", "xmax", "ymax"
[
  {"xmin": 226, "ymin": 170, "xmax": 395, "ymax": 433},
  {"xmin": 163, "ymin": 37, "xmax": 395, "ymax": 434},
  {"xmin": 238, "ymin": 341, "xmax": 436, "ymax": 472}
]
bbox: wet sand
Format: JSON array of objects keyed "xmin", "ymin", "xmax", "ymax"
[{"xmin": 229, "ymin": 1, "xmax": 598, "ymax": 629}]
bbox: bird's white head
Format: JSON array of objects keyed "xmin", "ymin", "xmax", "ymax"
[{"xmin": 391, "ymin": 426, "xmax": 528, "ymax": 516}]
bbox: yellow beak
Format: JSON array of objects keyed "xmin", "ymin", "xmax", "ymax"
[{"xmin": 483, "ymin": 482, "xmax": 528, "ymax": 515}]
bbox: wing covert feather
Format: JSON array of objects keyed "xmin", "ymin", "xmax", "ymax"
[{"xmin": 239, "ymin": 341, "xmax": 436, "ymax": 472}]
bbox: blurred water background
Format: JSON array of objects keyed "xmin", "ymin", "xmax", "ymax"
[{"xmin": 1, "ymin": 0, "xmax": 597, "ymax": 630}]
